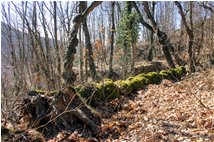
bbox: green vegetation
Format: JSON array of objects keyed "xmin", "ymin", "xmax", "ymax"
[
  {"xmin": 115, "ymin": 80, "xmax": 133, "ymax": 95},
  {"xmin": 75, "ymin": 66, "xmax": 186, "ymax": 103},
  {"xmin": 116, "ymin": 2, "xmax": 139, "ymax": 65},
  {"xmin": 125, "ymin": 75, "xmax": 149, "ymax": 91},
  {"xmin": 1, "ymin": 127, "xmax": 21, "ymax": 136},
  {"xmin": 160, "ymin": 66, "xmax": 186, "ymax": 80}
]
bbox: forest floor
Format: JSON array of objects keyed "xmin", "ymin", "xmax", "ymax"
[
  {"xmin": 97, "ymin": 67, "xmax": 214, "ymax": 142},
  {"xmin": 2, "ymin": 67, "xmax": 214, "ymax": 142}
]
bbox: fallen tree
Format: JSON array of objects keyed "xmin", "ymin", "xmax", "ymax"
[
  {"xmin": 17, "ymin": 66, "xmax": 186, "ymax": 138},
  {"xmin": 76, "ymin": 66, "xmax": 186, "ymax": 105}
]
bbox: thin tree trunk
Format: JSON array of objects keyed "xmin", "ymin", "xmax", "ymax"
[
  {"xmin": 109, "ymin": 1, "xmax": 115, "ymax": 74},
  {"xmin": 188, "ymin": 35, "xmax": 195, "ymax": 72},
  {"xmin": 130, "ymin": 43, "xmax": 135, "ymax": 74},
  {"xmin": 175, "ymin": 1, "xmax": 196, "ymax": 72},
  {"xmin": 5, "ymin": 3, "xmax": 19, "ymax": 95},
  {"xmin": 32, "ymin": 2, "xmax": 52, "ymax": 90},
  {"xmin": 101, "ymin": 16, "xmax": 106, "ymax": 65},
  {"xmin": 123, "ymin": 42, "xmax": 129, "ymax": 79},
  {"xmin": 147, "ymin": 2, "xmax": 156, "ymax": 61},
  {"xmin": 85, "ymin": 45, "xmax": 88, "ymax": 82},
  {"xmin": 133, "ymin": 2, "xmax": 176, "ymax": 68},
  {"xmin": 79, "ymin": 2, "xmax": 83, "ymax": 82},
  {"xmin": 54, "ymin": 1, "xmax": 61, "ymax": 87},
  {"xmin": 197, "ymin": 21, "xmax": 205, "ymax": 56},
  {"xmin": 39, "ymin": 2, "xmax": 54, "ymax": 89},
  {"xmin": 82, "ymin": 1, "xmax": 97, "ymax": 81},
  {"xmin": 147, "ymin": 31, "xmax": 154, "ymax": 61},
  {"xmin": 82, "ymin": 21, "xmax": 97, "ymax": 80}
]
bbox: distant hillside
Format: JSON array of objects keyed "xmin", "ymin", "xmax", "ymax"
[{"xmin": 1, "ymin": 22, "xmax": 55, "ymax": 72}]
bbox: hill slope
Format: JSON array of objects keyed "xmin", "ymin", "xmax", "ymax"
[
  {"xmin": 99, "ymin": 67, "xmax": 214, "ymax": 141},
  {"xmin": 2, "ymin": 67, "xmax": 214, "ymax": 142}
]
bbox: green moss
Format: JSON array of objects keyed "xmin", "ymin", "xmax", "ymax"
[
  {"xmin": 127, "ymin": 77, "xmax": 134, "ymax": 81},
  {"xmin": 115, "ymin": 80, "xmax": 132, "ymax": 95},
  {"xmin": 34, "ymin": 89, "xmax": 46, "ymax": 94},
  {"xmin": 126, "ymin": 75, "xmax": 149, "ymax": 91},
  {"xmin": 72, "ymin": 66, "xmax": 186, "ymax": 104},
  {"xmin": 159, "ymin": 66, "xmax": 186, "ymax": 80},
  {"xmin": 101, "ymin": 79, "xmax": 120, "ymax": 101},
  {"xmin": 176, "ymin": 66, "xmax": 186, "ymax": 77},
  {"xmin": 143, "ymin": 72, "xmax": 161, "ymax": 84},
  {"xmin": 159, "ymin": 70, "xmax": 170, "ymax": 79},
  {"xmin": 48, "ymin": 90, "xmax": 60, "ymax": 96},
  {"xmin": 95, "ymin": 83, "xmax": 103, "ymax": 97},
  {"xmin": 76, "ymin": 79, "xmax": 119, "ymax": 102},
  {"xmin": 1, "ymin": 127, "xmax": 21, "ymax": 136},
  {"xmin": 75, "ymin": 84, "xmax": 95, "ymax": 99}
]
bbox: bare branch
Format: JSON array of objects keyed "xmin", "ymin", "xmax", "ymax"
[
  {"xmin": 132, "ymin": 2, "xmax": 153, "ymax": 32},
  {"xmin": 142, "ymin": 2, "xmax": 157, "ymax": 29},
  {"xmin": 174, "ymin": 1, "xmax": 192, "ymax": 36}
]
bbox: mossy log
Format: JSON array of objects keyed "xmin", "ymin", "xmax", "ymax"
[{"xmin": 75, "ymin": 66, "xmax": 186, "ymax": 104}]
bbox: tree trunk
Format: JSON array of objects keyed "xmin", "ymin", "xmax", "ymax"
[
  {"xmin": 188, "ymin": 35, "xmax": 195, "ymax": 72},
  {"xmin": 175, "ymin": 1, "xmax": 196, "ymax": 72},
  {"xmin": 147, "ymin": 31, "xmax": 154, "ymax": 61},
  {"xmin": 54, "ymin": 1, "xmax": 61, "ymax": 87},
  {"xmin": 157, "ymin": 30, "xmax": 176, "ymax": 68},
  {"xmin": 85, "ymin": 46, "xmax": 89, "ymax": 82},
  {"xmin": 79, "ymin": 26, "xmax": 83, "ymax": 82},
  {"xmin": 147, "ymin": 2, "xmax": 156, "ymax": 61},
  {"xmin": 82, "ymin": 2, "xmax": 97, "ymax": 81},
  {"xmin": 62, "ymin": 1, "xmax": 102, "ymax": 85},
  {"xmin": 5, "ymin": 3, "xmax": 19, "ymax": 95},
  {"xmin": 32, "ymin": 2, "xmax": 52, "ymax": 90},
  {"xmin": 79, "ymin": 2, "xmax": 84, "ymax": 82},
  {"xmin": 109, "ymin": 1, "xmax": 115, "ymax": 74},
  {"xmin": 39, "ymin": 2, "xmax": 54, "ymax": 89},
  {"xmin": 130, "ymin": 43, "xmax": 135, "ymax": 74},
  {"xmin": 123, "ymin": 42, "xmax": 129, "ymax": 79},
  {"xmin": 133, "ymin": 2, "xmax": 176, "ymax": 68}
]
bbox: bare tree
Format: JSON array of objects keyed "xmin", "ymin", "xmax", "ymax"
[
  {"xmin": 175, "ymin": 1, "xmax": 196, "ymax": 72},
  {"xmin": 78, "ymin": 2, "xmax": 84, "ymax": 82},
  {"xmin": 147, "ymin": 2, "xmax": 156, "ymax": 61},
  {"xmin": 82, "ymin": 1, "xmax": 97, "ymax": 81},
  {"xmin": 53, "ymin": 1, "xmax": 61, "ymax": 87},
  {"xmin": 62, "ymin": 1, "xmax": 102, "ymax": 85},
  {"xmin": 109, "ymin": 1, "xmax": 115, "ymax": 74},
  {"xmin": 1, "ymin": 2, "xmax": 20, "ymax": 96},
  {"xmin": 133, "ymin": 2, "xmax": 183, "ymax": 68}
]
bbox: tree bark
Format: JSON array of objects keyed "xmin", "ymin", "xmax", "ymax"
[
  {"xmin": 62, "ymin": 1, "xmax": 102, "ymax": 84},
  {"xmin": 79, "ymin": 2, "xmax": 84, "ymax": 82},
  {"xmin": 175, "ymin": 1, "xmax": 196, "ymax": 72},
  {"xmin": 109, "ymin": 1, "xmax": 115, "ymax": 74},
  {"xmin": 82, "ymin": 2, "xmax": 97, "ymax": 81},
  {"xmin": 54, "ymin": 1, "xmax": 62, "ymax": 87},
  {"xmin": 147, "ymin": 2, "xmax": 156, "ymax": 61},
  {"xmin": 38, "ymin": 2, "xmax": 54, "ymax": 89},
  {"xmin": 133, "ymin": 2, "xmax": 176, "ymax": 68},
  {"xmin": 33, "ymin": 2, "xmax": 52, "ymax": 90},
  {"xmin": 143, "ymin": 2, "xmax": 176, "ymax": 68}
]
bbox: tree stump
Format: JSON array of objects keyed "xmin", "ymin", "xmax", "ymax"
[{"xmin": 18, "ymin": 87, "xmax": 101, "ymax": 138}]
